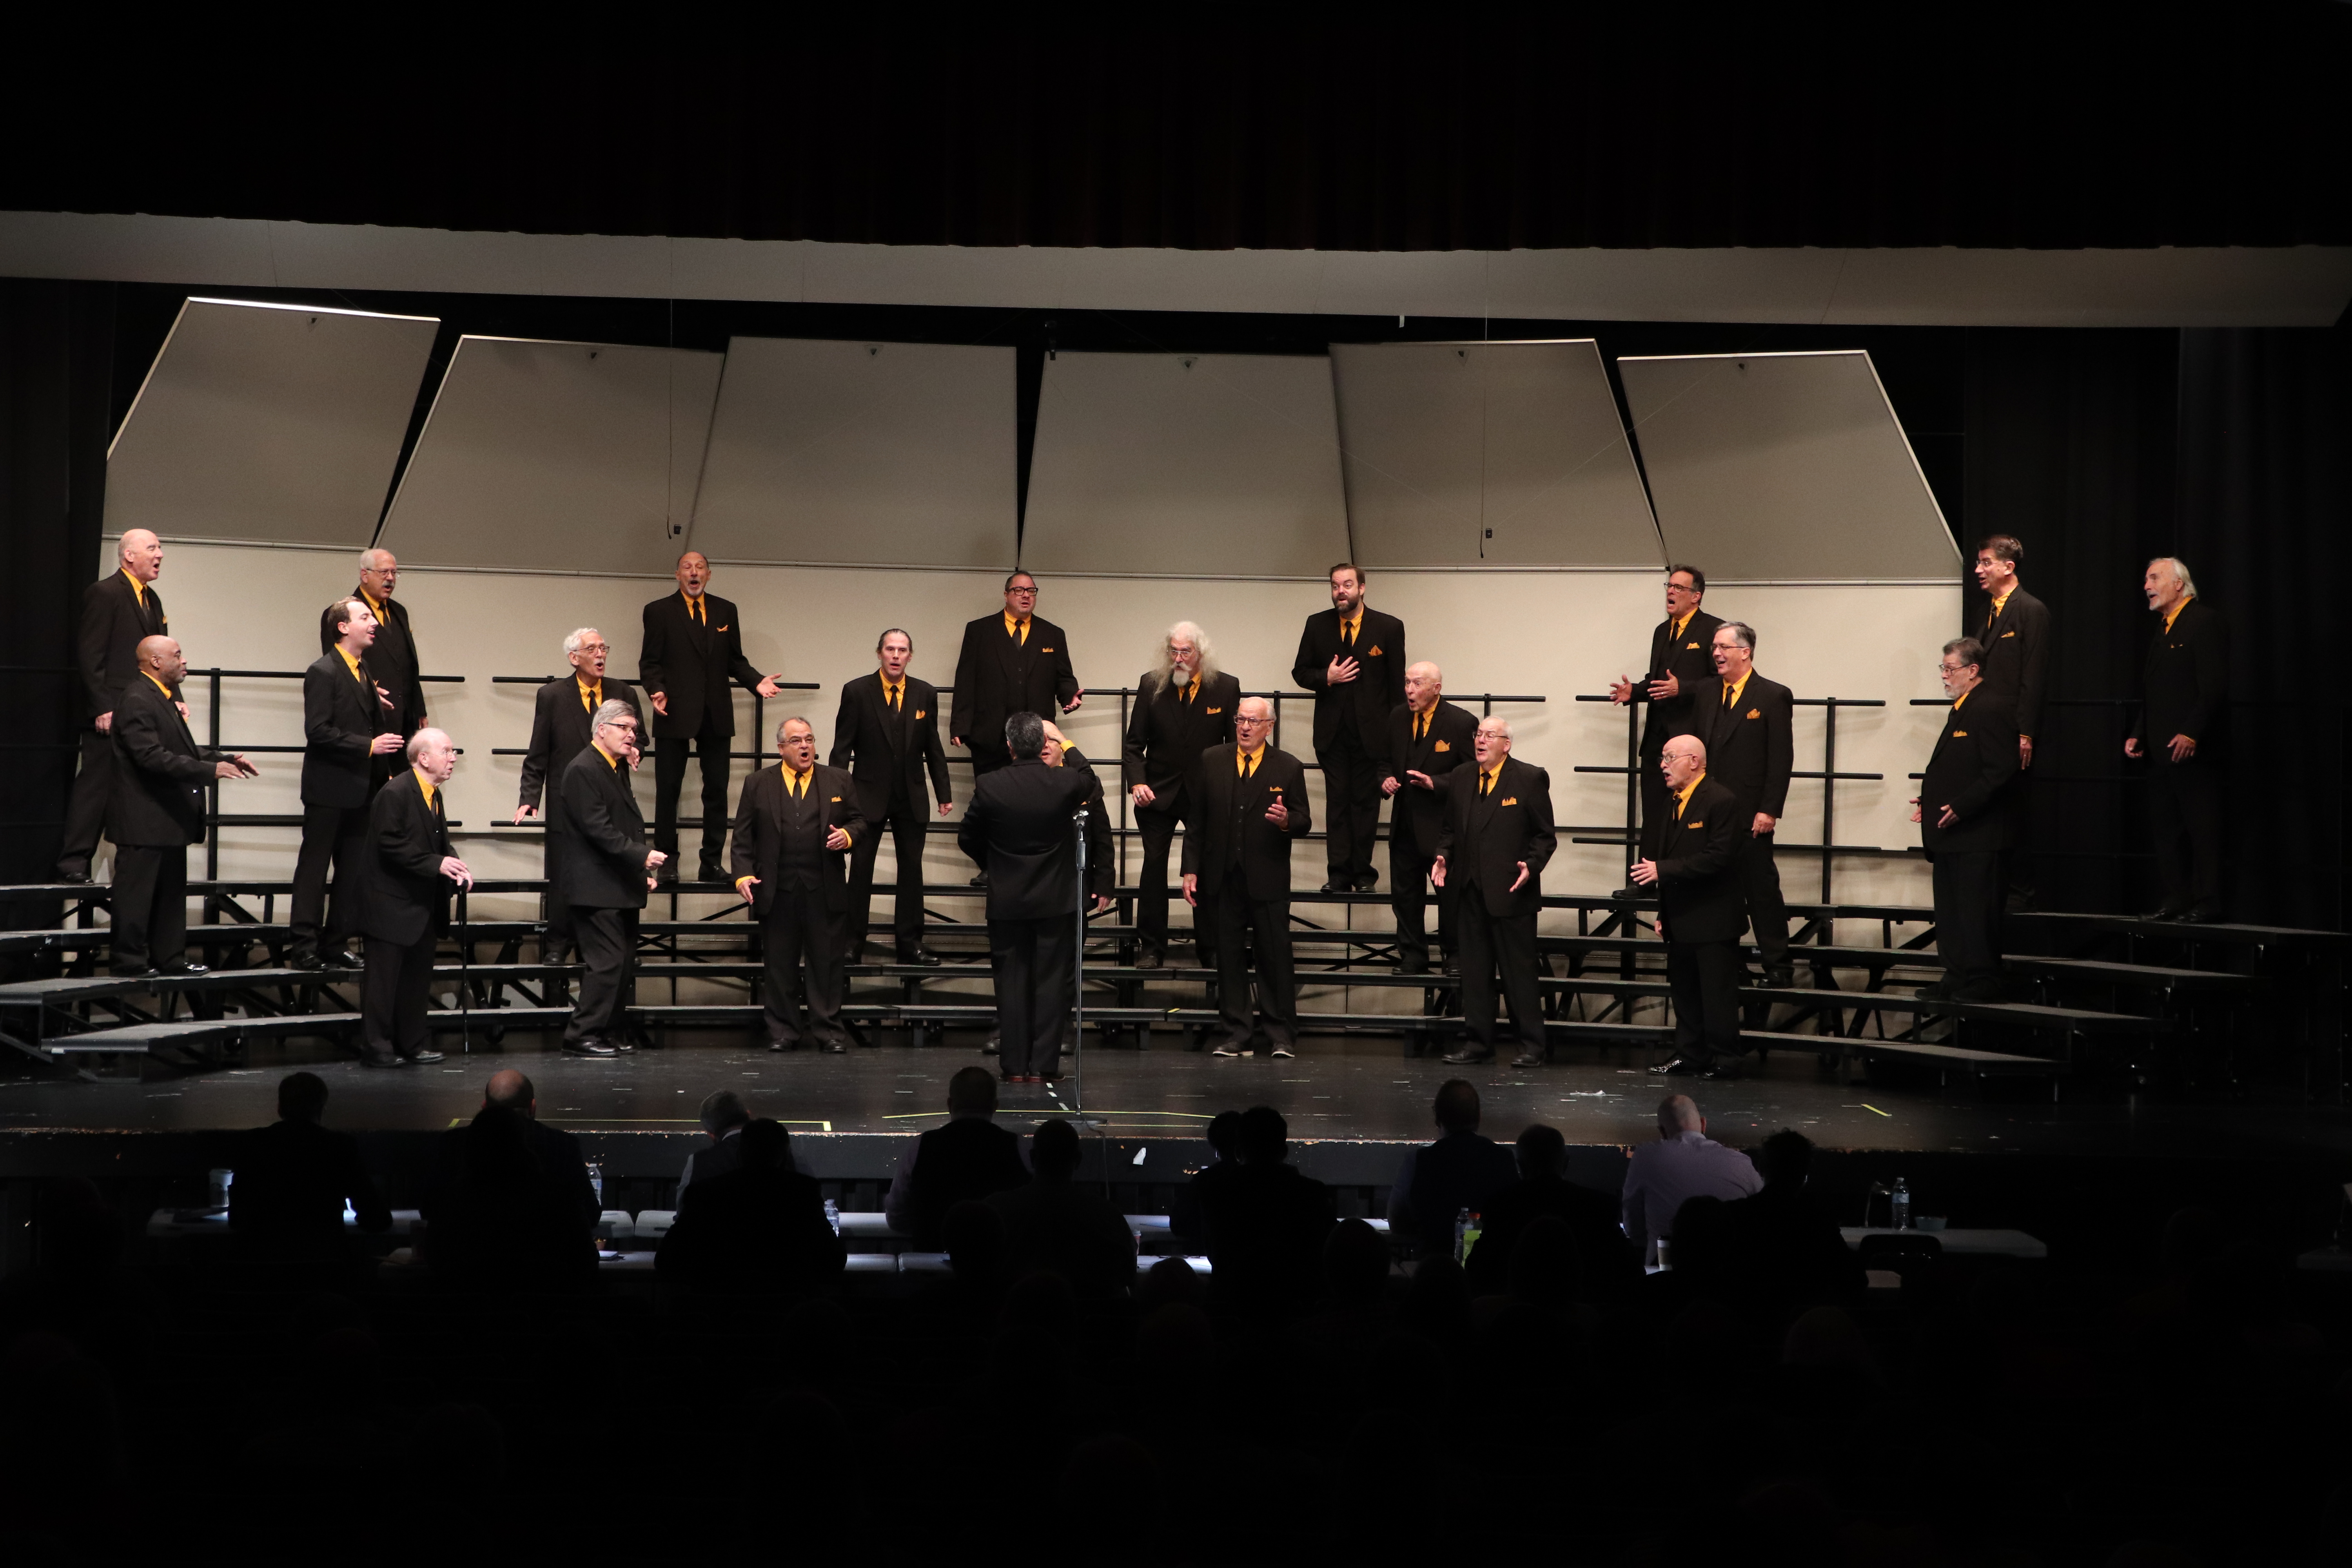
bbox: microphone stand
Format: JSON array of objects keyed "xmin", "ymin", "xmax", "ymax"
[
  {"xmin": 1071, "ymin": 805, "xmax": 1089, "ymax": 1123},
  {"xmin": 457, "ymin": 884, "xmax": 471, "ymax": 1055}
]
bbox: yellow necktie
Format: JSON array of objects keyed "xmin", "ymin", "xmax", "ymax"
[{"xmin": 1675, "ymin": 790, "xmax": 1688, "ymax": 822}]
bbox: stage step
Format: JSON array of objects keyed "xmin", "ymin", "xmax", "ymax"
[
  {"xmin": 2002, "ymin": 955, "xmax": 2254, "ymax": 992},
  {"xmin": 1743, "ymin": 1027, "xmax": 2060, "ymax": 1077},
  {"xmin": 1741, "ymin": 987, "xmax": 2167, "ymax": 1034}
]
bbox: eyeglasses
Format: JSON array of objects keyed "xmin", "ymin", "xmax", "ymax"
[{"xmin": 1007, "ymin": 585, "xmax": 1038, "ymax": 595}]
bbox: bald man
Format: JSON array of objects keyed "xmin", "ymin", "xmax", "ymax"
[
  {"xmin": 1183, "ymin": 697, "xmax": 1314, "ymax": 1058},
  {"xmin": 1433, "ymin": 717, "xmax": 1556, "ymax": 1067},
  {"xmin": 1382, "ymin": 661, "xmax": 1477, "ymax": 976},
  {"xmin": 359, "ymin": 729, "xmax": 471, "ymax": 1067},
  {"xmin": 318, "ymin": 548, "xmax": 428, "ymax": 784},
  {"xmin": 58, "ymin": 530, "xmax": 174, "ymax": 882},
  {"xmin": 107, "ymin": 635, "xmax": 257, "ymax": 975},
  {"xmin": 1619, "ymin": 1094, "xmax": 1760, "ymax": 1266},
  {"xmin": 425, "ymin": 1070, "xmax": 600, "ymax": 1235},
  {"xmin": 640, "ymin": 551, "xmax": 784, "ymax": 883},
  {"xmin": 1633, "ymin": 734, "xmax": 1746, "ymax": 1076}
]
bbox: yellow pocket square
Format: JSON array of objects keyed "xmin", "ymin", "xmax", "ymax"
[
  {"xmin": 1268, "ymin": 785, "xmax": 1283, "ymax": 792},
  {"xmin": 2001, "ymin": 630, "xmax": 2016, "ymax": 639},
  {"xmin": 1687, "ymin": 641, "xmax": 1701, "ymax": 650},
  {"xmin": 1367, "ymin": 645, "xmax": 1384, "ymax": 657},
  {"xmin": 1501, "ymin": 796, "xmax": 1518, "ymax": 806},
  {"xmin": 1434, "ymin": 740, "xmax": 1451, "ymax": 751},
  {"xmin": 829, "ymin": 795, "xmax": 841, "ymax": 802},
  {"xmin": 1746, "ymin": 708, "xmax": 1762, "ymax": 720},
  {"xmin": 915, "ymin": 710, "xmax": 927, "ymax": 719},
  {"xmin": 1952, "ymin": 730, "xmax": 1969, "ymax": 737},
  {"xmin": 1688, "ymin": 820, "xmax": 1704, "ymax": 829},
  {"xmin": 717, "ymin": 625, "xmax": 730, "ymax": 632},
  {"xmin": 1041, "ymin": 646, "xmax": 1055, "ymax": 653},
  {"xmin": 1206, "ymin": 706, "xmax": 1223, "ymax": 714}
]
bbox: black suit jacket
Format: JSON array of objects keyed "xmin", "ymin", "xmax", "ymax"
[
  {"xmin": 2131, "ymin": 597, "xmax": 2231, "ymax": 754},
  {"xmin": 1058, "ymin": 747, "xmax": 1115, "ymax": 901},
  {"xmin": 640, "ymin": 591, "xmax": 762, "ymax": 740},
  {"xmin": 1920, "ymin": 691, "xmax": 2020, "ymax": 855},
  {"xmin": 1434, "ymin": 754, "xmax": 1557, "ymax": 916},
  {"xmin": 1383, "ymin": 699, "xmax": 1479, "ymax": 855},
  {"xmin": 1629, "ymin": 610, "xmax": 1726, "ymax": 753},
  {"xmin": 957, "ymin": 757, "xmax": 1093, "ymax": 920},
  {"xmin": 79, "ymin": 570, "xmax": 170, "ymax": 722},
  {"xmin": 829, "ymin": 672, "xmax": 952, "ymax": 820},
  {"xmin": 108, "ymin": 675, "xmax": 217, "ymax": 846},
  {"xmin": 1180, "ymin": 744, "xmax": 1313, "ymax": 901},
  {"xmin": 1976, "ymin": 587, "xmax": 2051, "ymax": 741},
  {"xmin": 657, "ymin": 1167, "xmax": 845, "ymax": 1293},
  {"xmin": 1292, "ymin": 606, "xmax": 1406, "ymax": 757},
  {"xmin": 519, "ymin": 677, "xmax": 644, "ymax": 828},
  {"xmin": 230, "ymin": 1119, "xmax": 392, "ymax": 1245},
  {"xmin": 950, "ymin": 614, "xmax": 1079, "ymax": 757},
  {"xmin": 363, "ymin": 768, "xmax": 455, "ymax": 945},
  {"xmin": 728, "ymin": 762, "xmax": 866, "ymax": 916},
  {"xmin": 1690, "ymin": 672, "xmax": 1796, "ymax": 822},
  {"xmin": 557, "ymin": 747, "xmax": 651, "ymax": 909},
  {"xmin": 318, "ymin": 591, "xmax": 426, "ymax": 735},
  {"xmin": 1121, "ymin": 669, "xmax": 1241, "ymax": 806},
  {"xmin": 1653, "ymin": 775, "xmax": 1744, "ymax": 943},
  {"xmin": 301, "ymin": 652, "xmax": 384, "ymax": 808}
]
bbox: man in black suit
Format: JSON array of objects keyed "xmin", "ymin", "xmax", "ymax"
[
  {"xmin": 1183, "ymin": 698, "xmax": 1314, "ymax": 1058},
  {"xmin": 315, "ymin": 548, "xmax": 428, "ymax": 788},
  {"xmin": 882, "ymin": 1066, "xmax": 1031, "ymax": 1245},
  {"xmin": 657, "ymin": 1118, "xmax": 844, "ymax": 1294},
  {"xmin": 229, "ymin": 1072, "xmax": 392, "ymax": 1263},
  {"xmin": 640, "ymin": 551, "xmax": 784, "ymax": 883},
  {"xmin": 1914, "ymin": 637, "xmax": 2021, "ymax": 1000},
  {"xmin": 1610, "ymin": 565, "xmax": 1725, "ymax": 865},
  {"xmin": 1433, "ymin": 716, "xmax": 1558, "ymax": 1067},
  {"xmin": 1041, "ymin": 722, "xmax": 1115, "ymax": 907},
  {"xmin": 829, "ymin": 628, "xmax": 953, "ymax": 964},
  {"xmin": 1381, "ymin": 661, "xmax": 1478, "ymax": 976},
  {"xmin": 731, "ymin": 717, "xmax": 866, "ymax": 1054},
  {"xmin": 1291, "ymin": 563, "xmax": 1405, "ymax": 893},
  {"xmin": 957, "ymin": 712, "xmax": 1103, "ymax": 1082},
  {"xmin": 2127, "ymin": 557, "xmax": 2230, "ymax": 922},
  {"xmin": 1973, "ymin": 535, "xmax": 2051, "ymax": 908},
  {"xmin": 1121, "ymin": 620, "xmax": 1240, "ymax": 967},
  {"xmin": 514, "ymin": 627, "xmax": 644, "ymax": 966},
  {"xmin": 424, "ymin": 1069, "xmax": 602, "ymax": 1237},
  {"xmin": 291, "ymin": 599, "xmax": 405, "ymax": 970},
  {"xmin": 1198, "ymin": 1105, "xmax": 1335, "ymax": 1318},
  {"xmin": 1632, "ymin": 735, "xmax": 1746, "ymax": 1077},
  {"xmin": 59, "ymin": 530, "xmax": 173, "ymax": 882},
  {"xmin": 1462, "ymin": 1123, "xmax": 1638, "ymax": 1299},
  {"xmin": 1690, "ymin": 622, "xmax": 1797, "ymax": 984},
  {"xmin": 359, "ymin": 728, "xmax": 471, "ymax": 1069},
  {"xmin": 107, "ymin": 635, "xmax": 258, "ymax": 976},
  {"xmin": 951, "ymin": 570, "xmax": 1083, "ymax": 791},
  {"xmin": 558, "ymin": 700, "xmax": 668, "ymax": 1058}
]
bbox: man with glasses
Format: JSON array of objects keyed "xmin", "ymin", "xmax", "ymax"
[
  {"xmin": 1632, "ymin": 735, "xmax": 1745, "ymax": 1078},
  {"xmin": 732, "ymin": 718, "xmax": 865, "ymax": 1054},
  {"xmin": 1610, "ymin": 566, "xmax": 1724, "ymax": 868},
  {"xmin": 1381, "ymin": 661, "xmax": 1477, "ymax": 977},
  {"xmin": 1433, "ymin": 717, "xmax": 1557, "ymax": 1067},
  {"xmin": 557, "ymin": 701, "xmax": 668, "ymax": 1058},
  {"xmin": 1122, "ymin": 621, "xmax": 1240, "ymax": 969},
  {"xmin": 317, "ymin": 548, "xmax": 428, "ymax": 791},
  {"xmin": 1183, "ymin": 698, "xmax": 1313, "ymax": 1058},
  {"xmin": 1690, "ymin": 623, "xmax": 1796, "ymax": 987},
  {"xmin": 1911, "ymin": 638, "xmax": 2020, "ymax": 1001},
  {"xmin": 953, "ymin": 572, "xmax": 1083, "ymax": 883},
  {"xmin": 515, "ymin": 629, "xmax": 644, "ymax": 967},
  {"xmin": 640, "ymin": 551, "xmax": 786, "ymax": 884}
]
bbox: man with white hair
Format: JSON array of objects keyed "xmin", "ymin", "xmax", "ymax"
[
  {"xmin": 318, "ymin": 548, "xmax": 428, "ymax": 788},
  {"xmin": 1381, "ymin": 661, "xmax": 1476, "ymax": 976},
  {"xmin": 557, "ymin": 700, "xmax": 668, "ymax": 1057},
  {"xmin": 290, "ymin": 598, "xmax": 403, "ymax": 971},
  {"xmin": 2127, "ymin": 557, "xmax": 2230, "ymax": 922},
  {"xmin": 58, "ymin": 529, "xmax": 173, "ymax": 882},
  {"xmin": 516, "ymin": 629, "xmax": 644, "ymax": 965},
  {"xmin": 1433, "ymin": 716, "xmax": 1557, "ymax": 1067},
  {"xmin": 1121, "ymin": 621, "xmax": 1240, "ymax": 968},
  {"xmin": 359, "ymin": 728, "xmax": 471, "ymax": 1068}
]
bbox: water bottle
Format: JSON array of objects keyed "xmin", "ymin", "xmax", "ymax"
[
  {"xmin": 824, "ymin": 1198, "xmax": 841, "ymax": 1237},
  {"xmin": 1889, "ymin": 1177, "xmax": 1911, "ymax": 1231},
  {"xmin": 207, "ymin": 1169, "xmax": 234, "ymax": 1212},
  {"xmin": 587, "ymin": 1161, "xmax": 604, "ymax": 1210},
  {"xmin": 1452, "ymin": 1207, "xmax": 1471, "ymax": 1265},
  {"xmin": 1462, "ymin": 1212, "xmax": 1483, "ymax": 1266}
]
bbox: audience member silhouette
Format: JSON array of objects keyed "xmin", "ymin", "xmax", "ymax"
[
  {"xmin": 1385, "ymin": 1078, "xmax": 1518, "ymax": 1257},
  {"xmin": 228, "ymin": 1071, "xmax": 391, "ymax": 1263},
  {"xmin": 884, "ymin": 1066, "xmax": 1029, "ymax": 1245},
  {"xmin": 657, "ymin": 1118, "xmax": 844, "ymax": 1294},
  {"xmin": 1172, "ymin": 1108, "xmax": 1242, "ymax": 1241},
  {"xmin": 1198, "ymin": 1105, "xmax": 1336, "ymax": 1316},
  {"xmin": 675, "ymin": 1088, "xmax": 751, "ymax": 1204},
  {"xmin": 461, "ymin": 1068, "xmax": 602, "ymax": 1232},
  {"xmin": 1620, "ymin": 1093, "xmax": 1760, "ymax": 1265},
  {"xmin": 421, "ymin": 1102, "xmax": 597, "ymax": 1290},
  {"xmin": 1464, "ymin": 1123, "xmax": 1637, "ymax": 1298},
  {"xmin": 985, "ymin": 1117, "xmax": 1134, "ymax": 1298},
  {"xmin": 1722, "ymin": 1129, "xmax": 1865, "ymax": 1323}
]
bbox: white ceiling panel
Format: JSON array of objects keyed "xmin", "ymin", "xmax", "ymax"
[
  {"xmin": 1332, "ymin": 339, "xmax": 1659, "ymax": 568},
  {"xmin": 379, "ymin": 336, "xmax": 720, "ymax": 573},
  {"xmin": 1618, "ymin": 349, "xmax": 1960, "ymax": 581},
  {"xmin": 688, "ymin": 336, "xmax": 1016, "ymax": 568},
  {"xmin": 105, "ymin": 296, "xmax": 438, "ymax": 546},
  {"xmin": 1022, "ymin": 351, "xmax": 1350, "ymax": 577}
]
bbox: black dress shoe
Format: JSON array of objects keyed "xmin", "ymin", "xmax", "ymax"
[
  {"xmin": 821, "ymin": 1040, "xmax": 848, "ymax": 1054},
  {"xmin": 57, "ymin": 869, "xmax": 90, "ymax": 885},
  {"xmin": 564, "ymin": 1037, "xmax": 617, "ymax": 1058},
  {"xmin": 1135, "ymin": 947, "xmax": 1163, "ymax": 970},
  {"xmin": 655, "ymin": 861, "xmax": 679, "ymax": 884},
  {"xmin": 768, "ymin": 1039, "xmax": 797, "ymax": 1053},
  {"xmin": 1951, "ymin": 978, "xmax": 2010, "ymax": 1003},
  {"xmin": 1442, "ymin": 1046, "xmax": 1495, "ymax": 1065},
  {"xmin": 1764, "ymin": 965, "xmax": 1795, "ymax": 989},
  {"xmin": 361, "ymin": 1054, "xmax": 404, "ymax": 1069},
  {"xmin": 1510, "ymin": 1051, "xmax": 1546, "ymax": 1069},
  {"xmin": 1442, "ymin": 958, "xmax": 1460, "ymax": 977},
  {"xmin": 981, "ymin": 1035, "xmax": 1000, "ymax": 1056},
  {"xmin": 2140, "ymin": 904, "xmax": 2187, "ymax": 921},
  {"xmin": 1353, "ymin": 872, "xmax": 1379, "ymax": 892},
  {"xmin": 2178, "ymin": 906, "xmax": 2221, "ymax": 925},
  {"xmin": 110, "ymin": 965, "xmax": 154, "ymax": 979},
  {"xmin": 288, "ymin": 952, "xmax": 325, "ymax": 972},
  {"xmin": 1916, "ymin": 980, "xmax": 1956, "ymax": 1001},
  {"xmin": 326, "ymin": 950, "xmax": 365, "ymax": 971},
  {"xmin": 697, "ymin": 863, "xmax": 726, "ymax": 886},
  {"xmin": 154, "ymin": 961, "xmax": 211, "ymax": 978},
  {"xmin": 969, "ymin": 871, "xmax": 990, "ymax": 888},
  {"xmin": 405, "ymin": 1048, "xmax": 447, "ymax": 1065},
  {"xmin": 1397, "ymin": 953, "xmax": 1430, "ymax": 976},
  {"xmin": 1321, "ymin": 879, "xmax": 1348, "ymax": 893},
  {"xmin": 898, "ymin": 946, "xmax": 943, "ymax": 967}
]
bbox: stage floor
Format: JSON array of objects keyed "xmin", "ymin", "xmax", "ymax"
[{"xmin": 3, "ymin": 1026, "xmax": 2348, "ymax": 1160}]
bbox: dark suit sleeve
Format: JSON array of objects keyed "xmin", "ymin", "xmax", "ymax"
[
  {"xmin": 1657, "ymin": 797, "xmax": 1739, "ymax": 884},
  {"xmin": 920, "ymin": 689, "xmax": 952, "ymax": 804},
  {"xmin": 955, "ymin": 782, "xmax": 989, "ymax": 867},
  {"xmin": 1122, "ymin": 676, "xmax": 1154, "ymax": 788},
  {"xmin": 2187, "ymin": 611, "xmax": 2229, "ymax": 742},
  {"xmin": 1382, "ymin": 619, "xmax": 1407, "ymax": 711},
  {"xmin": 1081, "ymin": 771, "xmax": 1112, "ymax": 897},
  {"xmin": 1945, "ymin": 710, "xmax": 2021, "ymax": 821},
  {"xmin": 1433, "ymin": 773, "xmax": 1459, "ymax": 863},
  {"xmin": 372, "ymin": 784, "xmax": 441, "ymax": 881},
  {"xmin": 78, "ymin": 582, "xmax": 115, "ymax": 717},
  {"xmin": 730, "ymin": 771, "xmax": 762, "ymax": 882},
  {"xmin": 638, "ymin": 601, "xmax": 667, "ymax": 700},
  {"xmin": 832, "ymin": 771, "xmax": 870, "ymax": 849},
  {"xmin": 827, "ymin": 684, "xmax": 858, "ymax": 770},
  {"xmin": 1284, "ymin": 758, "xmax": 1313, "ymax": 839},
  {"xmin": 115, "ymin": 690, "xmax": 214, "ymax": 786},
  {"xmin": 2015, "ymin": 600, "xmax": 2050, "ymax": 740},
  {"xmin": 1180, "ymin": 760, "xmax": 1209, "ymax": 876},
  {"xmin": 304, "ymin": 665, "xmax": 375, "ymax": 760},
  {"xmin": 1521, "ymin": 766, "xmax": 1557, "ymax": 876},
  {"xmin": 949, "ymin": 621, "xmax": 979, "ymax": 742},
  {"xmin": 519, "ymin": 684, "xmax": 555, "ymax": 810},
  {"xmin": 724, "ymin": 610, "xmax": 763, "ymax": 691},
  {"xmin": 1051, "ymin": 637, "xmax": 1079, "ymax": 709},
  {"xmin": 1764, "ymin": 686, "xmax": 1795, "ymax": 818},
  {"xmin": 1291, "ymin": 619, "xmax": 1326, "ymax": 691}
]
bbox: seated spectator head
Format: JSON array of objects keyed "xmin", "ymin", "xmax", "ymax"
[
  {"xmin": 1514, "ymin": 1123, "xmax": 1566, "ymax": 1180},
  {"xmin": 483, "ymin": 1070, "xmax": 536, "ymax": 1118},
  {"xmin": 699, "ymin": 1090, "xmax": 751, "ymax": 1140},
  {"xmin": 1030, "ymin": 1118, "xmax": 1082, "ymax": 1183},
  {"xmin": 1755, "ymin": 1128, "xmax": 1814, "ymax": 1189},
  {"xmin": 1139, "ymin": 1256, "xmax": 1202, "ymax": 1313},
  {"xmin": 1237, "ymin": 1105, "xmax": 1289, "ymax": 1165},
  {"xmin": 738, "ymin": 1118, "xmax": 791, "ymax": 1173},
  {"xmin": 1205, "ymin": 1110, "xmax": 1242, "ymax": 1164},
  {"xmin": 1657, "ymin": 1093, "xmax": 1705, "ymax": 1138},
  {"xmin": 946, "ymin": 1065, "xmax": 999, "ymax": 1119},
  {"xmin": 942, "ymin": 1200, "xmax": 1006, "ymax": 1285},
  {"xmin": 1433, "ymin": 1078, "xmax": 1481, "ymax": 1135},
  {"xmin": 1323, "ymin": 1217, "xmax": 1391, "ymax": 1308},
  {"xmin": 277, "ymin": 1071, "xmax": 329, "ymax": 1125}
]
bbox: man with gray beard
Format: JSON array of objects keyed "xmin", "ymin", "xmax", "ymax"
[{"xmin": 1120, "ymin": 621, "xmax": 1240, "ymax": 969}]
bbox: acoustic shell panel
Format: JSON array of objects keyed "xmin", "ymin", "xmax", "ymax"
[
  {"xmin": 105, "ymin": 297, "xmax": 438, "ymax": 547},
  {"xmin": 1022, "ymin": 351, "xmax": 1350, "ymax": 577},
  {"xmin": 1617, "ymin": 350, "xmax": 1960, "ymax": 581},
  {"xmin": 688, "ymin": 336, "xmax": 1016, "ymax": 568},
  {"xmin": 379, "ymin": 337, "xmax": 720, "ymax": 574},
  {"xmin": 1331, "ymin": 339, "xmax": 1659, "ymax": 568}
]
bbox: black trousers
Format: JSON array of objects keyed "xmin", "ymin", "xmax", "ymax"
[
  {"xmin": 845, "ymin": 789, "xmax": 927, "ymax": 958},
  {"xmin": 541, "ymin": 834, "xmax": 576, "ymax": 960},
  {"xmin": 989, "ymin": 913, "xmax": 1075, "ymax": 1077},
  {"xmin": 761, "ymin": 886, "xmax": 848, "ymax": 1048},
  {"xmin": 1736, "ymin": 830, "xmax": 1791, "ymax": 969},
  {"xmin": 111, "ymin": 842, "xmax": 187, "ymax": 972},
  {"xmin": 1637, "ymin": 745, "xmax": 1669, "ymax": 862},
  {"xmin": 1667, "ymin": 936, "xmax": 1744, "ymax": 1062},
  {"xmin": 1388, "ymin": 827, "xmax": 1454, "ymax": 966},
  {"xmin": 1456, "ymin": 894, "xmax": 1543, "ymax": 1054},
  {"xmin": 1318, "ymin": 723, "xmax": 1383, "ymax": 881},
  {"xmin": 58, "ymin": 727, "xmax": 116, "ymax": 876},
  {"xmin": 362, "ymin": 928, "xmax": 437, "ymax": 1062},
  {"xmin": 654, "ymin": 723, "xmax": 732, "ymax": 869},
  {"xmin": 1207, "ymin": 886, "xmax": 1297, "ymax": 1046},
  {"xmin": 1931, "ymin": 850, "xmax": 2004, "ymax": 986},
  {"xmin": 1134, "ymin": 803, "xmax": 1185, "ymax": 953},
  {"xmin": 569, "ymin": 906, "xmax": 638, "ymax": 1044},
  {"xmin": 291, "ymin": 802, "xmax": 370, "ymax": 955},
  {"xmin": 2147, "ymin": 753, "xmax": 2223, "ymax": 913}
]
